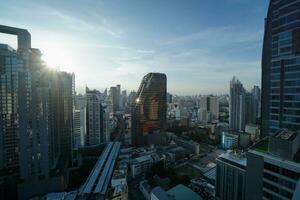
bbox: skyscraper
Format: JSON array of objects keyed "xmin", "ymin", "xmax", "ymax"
[
  {"xmin": 261, "ymin": 0, "xmax": 300, "ymax": 136},
  {"xmin": 86, "ymin": 87, "xmax": 103, "ymax": 146},
  {"xmin": 48, "ymin": 71, "xmax": 75, "ymax": 169},
  {"xmin": 75, "ymin": 94, "xmax": 87, "ymax": 148},
  {"xmin": 132, "ymin": 73, "xmax": 167, "ymax": 146},
  {"xmin": 0, "ymin": 44, "xmax": 29, "ymax": 183},
  {"xmin": 109, "ymin": 86, "xmax": 118, "ymax": 113},
  {"xmin": 0, "ymin": 25, "xmax": 74, "ymax": 199},
  {"xmin": 198, "ymin": 95, "xmax": 219, "ymax": 123},
  {"xmin": 229, "ymin": 77, "xmax": 246, "ymax": 131}
]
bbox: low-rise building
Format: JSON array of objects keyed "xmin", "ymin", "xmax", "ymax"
[
  {"xmin": 221, "ymin": 131, "xmax": 238, "ymax": 149},
  {"xmin": 172, "ymin": 135, "xmax": 200, "ymax": 155}
]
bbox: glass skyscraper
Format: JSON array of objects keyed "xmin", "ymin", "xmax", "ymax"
[
  {"xmin": 262, "ymin": 0, "xmax": 300, "ymax": 136},
  {"xmin": 132, "ymin": 73, "xmax": 167, "ymax": 146}
]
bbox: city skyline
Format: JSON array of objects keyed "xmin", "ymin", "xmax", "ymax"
[{"xmin": 0, "ymin": 0, "xmax": 268, "ymax": 95}]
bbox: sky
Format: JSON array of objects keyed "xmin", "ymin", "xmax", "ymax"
[{"xmin": 0, "ymin": 0, "xmax": 269, "ymax": 95}]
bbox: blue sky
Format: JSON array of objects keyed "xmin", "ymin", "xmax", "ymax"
[{"xmin": 0, "ymin": 0, "xmax": 269, "ymax": 95}]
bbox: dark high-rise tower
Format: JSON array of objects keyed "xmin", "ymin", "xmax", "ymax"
[
  {"xmin": 132, "ymin": 73, "xmax": 167, "ymax": 146},
  {"xmin": 261, "ymin": 0, "xmax": 300, "ymax": 136}
]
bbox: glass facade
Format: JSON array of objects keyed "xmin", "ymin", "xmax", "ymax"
[
  {"xmin": 262, "ymin": 0, "xmax": 300, "ymax": 135},
  {"xmin": 132, "ymin": 73, "xmax": 167, "ymax": 146},
  {"xmin": 0, "ymin": 44, "xmax": 27, "ymax": 175}
]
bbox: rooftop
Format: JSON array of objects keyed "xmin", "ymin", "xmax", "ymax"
[
  {"xmin": 113, "ymin": 184, "xmax": 127, "ymax": 197},
  {"xmin": 218, "ymin": 150, "xmax": 247, "ymax": 167},
  {"xmin": 275, "ymin": 129, "xmax": 297, "ymax": 141},
  {"xmin": 167, "ymin": 184, "xmax": 203, "ymax": 200},
  {"xmin": 151, "ymin": 186, "xmax": 173, "ymax": 200},
  {"xmin": 135, "ymin": 155, "xmax": 152, "ymax": 163},
  {"xmin": 254, "ymin": 139, "xmax": 268, "ymax": 153}
]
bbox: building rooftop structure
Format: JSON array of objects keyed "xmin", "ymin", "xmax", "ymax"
[
  {"xmin": 217, "ymin": 150, "xmax": 247, "ymax": 168},
  {"xmin": 252, "ymin": 129, "xmax": 300, "ymax": 162},
  {"xmin": 0, "ymin": 24, "xmax": 31, "ymax": 49},
  {"xmin": 151, "ymin": 186, "xmax": 174, "ymax": 200},
  {"xmin": 275, "ymin": 129, "xmax": 298, "ymax": 141},
  {"xmin": 167, "ymin": 184, "xmax": 203, "ymax": 200}
]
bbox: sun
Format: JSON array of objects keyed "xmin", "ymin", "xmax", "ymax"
[{"xmin": 38, "ymin": 40, "xmax": 74, "ymax": 72}]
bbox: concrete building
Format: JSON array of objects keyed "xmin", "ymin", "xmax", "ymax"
[
  {"xmin": 109, "ymin": 85, "xmax": 120, "ymax": 113},
  {"xmin": 198, "ymin": 95, "xmax": 219, "ymax": 123},
  {"xmin": 229, "ymin": 77, "xmax": 246, "ymax": 131},
  {"xmin": 215, "ymin": 151, "xmax": 247, "ymax": 200},
  {"xmin": 245, "ymin": 130, "xmax": 300, "ymax": 200},
  {"xmin": 130, "ymin": 153, "xmax": 161, "ymax": 178},
  {"xmin": 172, "ymin": 135, "xmax": 200, "ymax": 155},
  {"xmin": 73, "ymin": 110, "xmax": 81, "ymax": 149},
  {"xmin": 86, "ymin": 87, "xmax": 103, "ymax": 146}
]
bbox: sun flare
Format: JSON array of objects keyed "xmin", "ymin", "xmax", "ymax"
[{"xmin": 39, "ymin": 40, "xmax": 73, "ymax": 72}]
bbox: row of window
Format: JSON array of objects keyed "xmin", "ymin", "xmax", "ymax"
[
  {"xmin": 271, "ymin": 72, "xmax": 300, "ymax": 80},
  {"xmin": 272, "ymin": 57, "xmax": 300, "ymax": 67},
  {"xmin": 264, "ymin": 172, "xmax": 296, "ymax": 190},
  {"xmin": 271, "ymin": 64, "xmax": 300, "ymax": 73},
  {"xmin": 271, "ymin": 87, "xmax": 300, "ymax": 93},
  {"xmin": 273, "ymin": 0, "xmax": 299, "ymax": 10},
  {"xmin": 265, "ymin": 162, "xmax": 300, "ymax": 181},
  {"xmin": 271, "ymin": 108, "xmax": 300, "ymax": 116},
  {"xmin": 272, "ymin": 20, "xmax": 300, "ymax": 35},
  {"xmin": 271, "ymin": 94, "xmax": 300, "ymax": 100},
  {"xmin": 272, "ymin": 10, "xmax": 300, "ymax": 29}
]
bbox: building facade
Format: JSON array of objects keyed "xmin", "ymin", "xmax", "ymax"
[
  {"xmin": 261, "ymin": 0, "xmax": 300, "ymax": 136},
  {"xmin": 86, "ymin": 87, "xmax": 103, "ymax": 146},
  {"xmin": 215, "ymin": 152, "xmax": 247, "ymax": 200},
  {"xmin": 0, "ymin": 25, "xmax": 73, "ymax": 199},
  {"xmin": 131, "ymin": 73, "xmax": 167, "ymax": 146},
  {"xmin": 229, "ymin": 77, "xmax": 246, "ymax": 131}
]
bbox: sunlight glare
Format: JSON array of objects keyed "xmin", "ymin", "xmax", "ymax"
[{"xmin": 39, "ymin": 40, "xmax": 74, "ymax": 72}]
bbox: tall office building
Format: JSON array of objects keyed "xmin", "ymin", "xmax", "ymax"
[
  {"xmin": 116, "ymin": 84, "xmax": 121, "ymax": 111},
  {"xmin": 0, "ymin": 44, "xmax": 29, "ymax": 181},
  {"xmin": 0, "ymin": 25, "xmax": 74, "ymax": 199},
  {"xmin": 86, "ymin": 87, "xmax": 103, "ymax": 146},
  {"xmin": 109, "ymin": 86, "xmax": 118, "ymax": 113},
  {"xmin": 73, "ymin": 110, "xmax": 82, "ymax": 149},
  {"xmin": 120, "ymin": 90, "xmax": 127, "ymax": 110},
  {"xmin": 101, "ymin": 103, "xmax": 111, "ymax": 143},
  {"xmin": 251, "ymin": 86, "xmax": 261, "ymax": 122},
  {"xmin": 261, "ymin": 0, "xmax": 300, "ymax": 136},
  {"xmin": 229, "ymin": 77, "xmax": 246, "ymax": 131},
  {"xmin": 132, "ymin": 73, "xmax": 167, "ymax": 146},
  {"xmin": 75, "ymin": 94, "xmax": 87, "ymax": 147},
  {"xmin": 198, "ymin": 95, "xmax": 219, "ymax": 123},
  {"xmin": 48, "ymin": 71, "xmax": 75, "ymax": 169},
  {"xmin": 215, "ymin": 151, "xmax": 247, "ymax": 200}
]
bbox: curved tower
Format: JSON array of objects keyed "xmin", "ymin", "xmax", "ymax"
[
  {"xmin": 261, "ymin": 0, "xmax": 300, "ymax": 136},
  {"xmin": 132, "ymin": 73, "xmax": 167, "ymax": 146}
]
